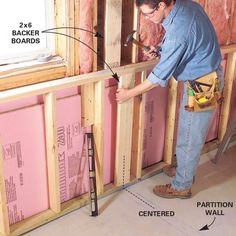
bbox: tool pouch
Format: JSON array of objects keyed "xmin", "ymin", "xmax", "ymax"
[{"xmin": 185, "ymin": 71, "xmax": 223, "ymax": 112}]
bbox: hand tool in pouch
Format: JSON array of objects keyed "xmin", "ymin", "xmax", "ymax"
[{"xmin": 185, "ymin": 71, "xmax": 223, "ymax": 112}]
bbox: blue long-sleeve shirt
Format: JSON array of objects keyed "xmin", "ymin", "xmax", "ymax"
[{"xmin": 147, "ymin": 0, "xmax": 221, "ymax": 87}]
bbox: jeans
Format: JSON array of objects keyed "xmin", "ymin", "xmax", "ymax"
[{"xmin": 172, "ymin": 68, "xmax": 224, "ymax": 190}]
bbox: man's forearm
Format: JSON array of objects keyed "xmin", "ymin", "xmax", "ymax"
[
  {"xmin": 116, "ymin": 79, "xmax": 158, "ymax": 103},
  {"xmin": 129, "ymin": 79, "xmax": 158, "ymax": 97}
]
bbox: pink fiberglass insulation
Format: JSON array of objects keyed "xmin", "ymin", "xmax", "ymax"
[
  {"xmin": 142, "ymin": 78, "xmax": 168, "ymax": 168},
  {"xmin": 56, "ymin": 95, "xmax": 89, "ymax": 203},
  {"xmin": 139, "ymin": 14, "xmax": 165, "ymax": 61},
  {"xmin": 231, "ymin": 1, "xmax": 236, "ymax": 43},
  {"xmin": 79, "ymin": 0, "xmax": 94, "ymax": 74},
  {"xmin": 0, "ymin": 105, "xmax": 49, "ymax": 225},
  {"xmin": 104, "ymin": 86, "xmax": 117, "ymax": 184},
  {"xmin": 207, "ymin": 0, "xmax": 231, "ymax": 45}
]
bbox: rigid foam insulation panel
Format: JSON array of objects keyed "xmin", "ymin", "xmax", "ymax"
[
  {"xmin": 0, "ymin": 97, "xmax": 43, "ymax": 114},
  {"xmin": 142, "ymin": 86, "xmax": 168, "ymax": 168},
  {"xmin": 0, "ymin": 105, "xmax": 49, "ymax": 225},
  {"xmin": 0, "ymin": 93, "xmax": 89, "ymax": 225},
  {"xmin": 0, "ymin": 88, "xmax": 79, "ymax": 114},
  {"xmin": 55, "ymin": 88, "xmax": 79, "ymax": 99},
  {"xmin": 56, "ymin": 95, "xmax": 89, "ymax": 203}
]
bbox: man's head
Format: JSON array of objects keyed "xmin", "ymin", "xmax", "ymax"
[{"xmin": 136, "ymin": 0, "xmax": 173, "ymax": 24}]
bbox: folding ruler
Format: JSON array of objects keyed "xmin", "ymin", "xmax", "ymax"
[
  {"xmin": 212, "ymin": 112, "xmax": 236, "ymax": 164},
  {"xmin": 85, "ymin": 132, "xmax": 98, "ymax": 216}
]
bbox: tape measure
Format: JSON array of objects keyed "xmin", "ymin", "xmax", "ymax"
[
  {"xmin": 198, "ymin": 97, "xmax": 209, "ymax": 103},
  {"xmin": 37, "ymin": 53, "xmax": 53, "ymax": 62}
]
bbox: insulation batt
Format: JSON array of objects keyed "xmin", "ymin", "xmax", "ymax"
[
  {"xmin": 79, "ymin": 0, "xmax": 94, "ymax": 73},
  {"xmin": 139, "ymin": 14, "xmax": 165, "ymax": 61},
  {"xmin": 231, "ymin": 0, "xmax": 236, "ymax": 43},
  {"xmin": 207, "ymin": 0, "xmax": 231, "ymax": 45}
]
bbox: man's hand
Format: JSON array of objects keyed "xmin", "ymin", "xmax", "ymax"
[
  {"xmin": 144, "ymin": 46, "xmax": 159, "ymax": 60},
  {"xmin": 116, "ymin": 80, "xmax": 157, "ymax": 104},
  {"xmin": 116, "ymin": 88, "xmax": 132, "ymax": 104}
]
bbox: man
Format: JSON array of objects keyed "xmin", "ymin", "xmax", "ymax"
[{"xmin": 116, "ymin": 0, "xmax": 223, "ymax": 199}]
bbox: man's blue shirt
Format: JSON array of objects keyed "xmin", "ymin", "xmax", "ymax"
[{"xmin": 147, "ymin": 0, "xmax": 221, "ymax": 87}]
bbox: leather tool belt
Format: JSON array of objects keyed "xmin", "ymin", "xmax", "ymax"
[{"xmin": 185, "ymin": 71, "xmax": 223, "ymax": 112}]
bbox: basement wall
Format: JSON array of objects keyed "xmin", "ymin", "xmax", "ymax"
[{"xmin": 0, "ymin": 0, "xmax": 235, "ymax": 227}]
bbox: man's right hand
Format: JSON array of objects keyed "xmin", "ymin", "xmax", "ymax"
[{"xmin": 144, "ymin": 46, "xmax": 160, "ymax": 60}]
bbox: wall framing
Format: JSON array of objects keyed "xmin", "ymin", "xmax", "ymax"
[
  {"xmin": 0, "ymin": 0, "xmax": 236, "ymax": 235},
  {"xmin": 0, "ymin": 44, "xmax": 235, "ymax": 236}
]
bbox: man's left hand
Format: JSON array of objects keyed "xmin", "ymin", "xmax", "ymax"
[{"xmin": 116, "ymin": 88, "xmax": 132, "ymax": 103}]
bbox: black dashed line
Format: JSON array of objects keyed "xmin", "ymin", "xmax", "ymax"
[{"xmin": 122, "ymin": 156, "xmax": 155, "ymax": 209}]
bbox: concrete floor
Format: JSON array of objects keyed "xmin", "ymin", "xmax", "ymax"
[{"xmin": 25, "ymin": 143, "xmax": 236, "ymax": 236}]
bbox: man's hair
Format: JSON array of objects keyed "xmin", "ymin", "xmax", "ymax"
[{"xmin": 135, "ymin": 0, "xmax": 172, "ymax": 8}]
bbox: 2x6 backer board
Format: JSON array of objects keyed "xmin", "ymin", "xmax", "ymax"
[
  {"xmin": 104, "ymin": 85, "xmax": 117, "ymax": 185},
  {"xmin": 0, "ymin": 94, "xmax": 89, "ymax": 225}
]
